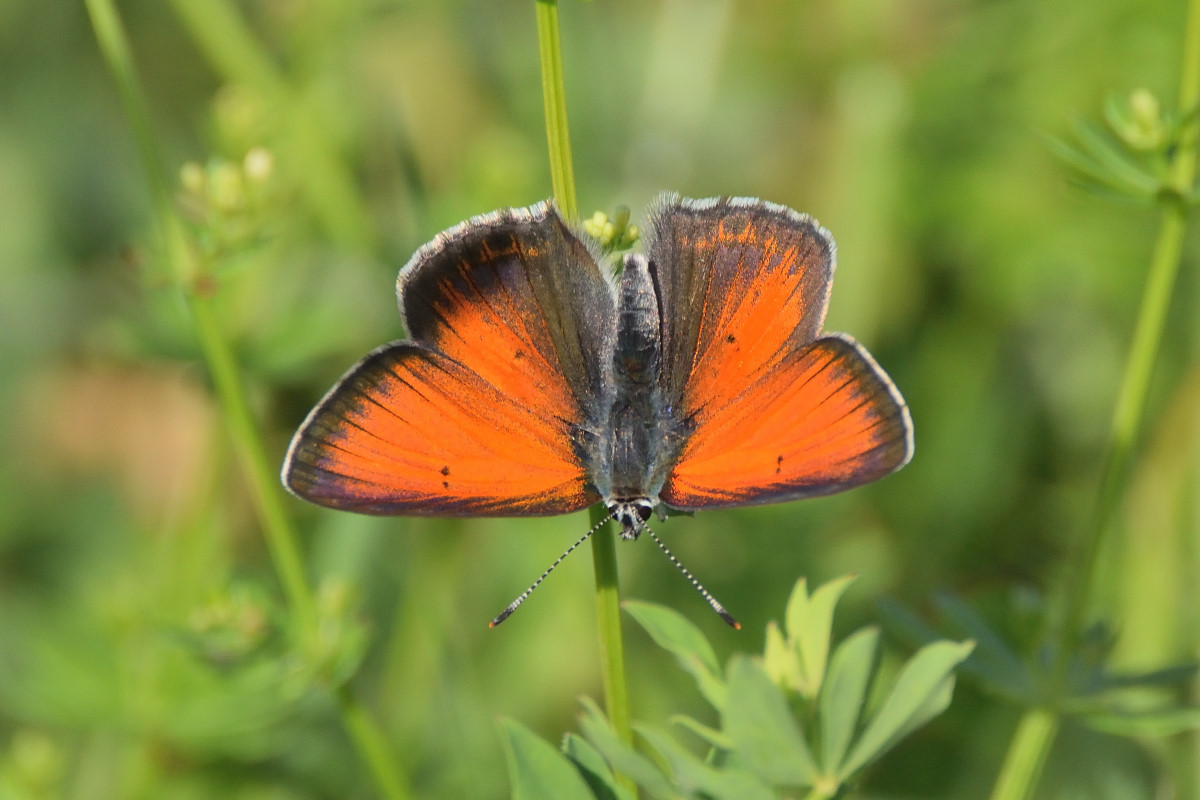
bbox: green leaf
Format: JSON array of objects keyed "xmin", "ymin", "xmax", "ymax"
[
  {"xmin": 577, "ymin": 697, "xmax": 675, "ymax": 799},
  {"xmin": 786, "ymin": 575, "xmax": 856, "ymax": 698},
  {"xmin": 670, "ymin": 714, "xmax": 733, "ymax": 751},
  {"xmin": 839, "ymin": 640, "xmax": 975, "ymax": 779},
  {"xmin": 931, "ymin": 593, "xmax": 1019, "ymax": 667},
  {"xmin": 1045, "ymin": 134, "xmax": 1155, "ymax": 198},
  {"xmin": 1096, "ymin": 663, "xmax": 1198, "ymax": 691},
  {"xmin": 818, "ymin": 626, "xmax": 879, "ymax": 774},
  {"xmin": 499, "ymin": 718, "xmax": 595, "ymax": 800},
  {"xmin": 877, "ymin": 597, "xmax": 1038, "ymax": 704},
  {"xmin": 1072, "ymin": 119, "xmax": 1161, "ymax": 191},
  {"xmin": 1080, "ymin": 706, "xmax": 1200, "ymax": 738},
  {"xmin": 636, "ymin": 723, "xmax": 776, "ymax": 800},
  {"xmin": 930, "ymin": 593, "xmax": 1037, "ymax": 702},
  {"xmin": 723, "ymin": 654, "xmax": 818, "ymax": 787},
  {"xmin": 763, "ymin": 621, "xmax": 802, "ymax": 691},
  {"xmin": 875, "ymin": 598, "xmax": 943, "ymax": 646},
  {"xmin": 562, "ymin": 734, "xmax": 635, "ymax": 800},
  {"xmin": 624, "ymin": 600, "xmax": 726, "ymax": 710},
  {"xmin": 1066, "ymin": 178, "xmax": 1158, "ymax": 206}
]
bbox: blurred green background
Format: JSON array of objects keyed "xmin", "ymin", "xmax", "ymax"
[{"xmin": 2, "ymin": 0, "xmax": 1198, "ymax": 797}]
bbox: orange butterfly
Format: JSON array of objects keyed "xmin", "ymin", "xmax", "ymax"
[{"xmin": 283, "ymin": 195, "xmax": 913, "ymax": 625}]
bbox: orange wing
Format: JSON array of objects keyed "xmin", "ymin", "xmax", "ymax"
[
  {"xmin": 644, "ymin": 196, "xmax": 912, "ymax": 509},
  {"xmin": 660, "ymin": 335, "xmax": 912, "ymax": 509},
  {"xmin": 284, "ymin": 344, "xmax": 598, "ymax": 514},
  {"xmin": 645, "ymin": 195, "xmax": 835, "ymax": 418},
  {"xmin": 282, "ymin": 203, "xmax": 614, "ymax": 516}
]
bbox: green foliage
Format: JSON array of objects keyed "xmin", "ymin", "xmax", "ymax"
[
  {"xmin": 765, "ymin": 575, "xmax": 854, "ymax": 699},
  {"xmin": 0, "ymin": 732, "xmax": 64, "ymax": 800},
  {"xmin": 882, "ymin": 593, "xmax": 1200, "ymax": 736},
  {"xmin": 176, "ymin": 150, "xmax": 285, "ymax": 265},
  {"xmin": 5, "ymin": 0, "xmax": 1200, "ymax": 797},
  {"xmin": 499, "ymin": 720, "xmax": 597, "ymax": 800},
  {"xmin": 506, "ymin": 577, "xmax": 974, "ymax": 799},
  {"xmin": 622, "ymin": 600, "xmax": 725, "ymax": 710}
]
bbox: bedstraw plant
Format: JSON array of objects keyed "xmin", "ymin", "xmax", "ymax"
[{"xmin": 33, "ymin": 0, "xmax": 1196, "ymax": 797}]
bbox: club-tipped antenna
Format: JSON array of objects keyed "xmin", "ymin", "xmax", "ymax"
[
  {"xmin": 490, "ymin": 509, "xmax": 617, "ymax": 628},
  {"xmin": 644, "ymin": 525, "xmax": 740, "ymax": 629}
]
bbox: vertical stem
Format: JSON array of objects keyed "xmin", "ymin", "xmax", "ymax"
[
  {"xmin": 1059, "ymin": 0, "xmax": 1200, "ymax": 668},
  {"xmin": 535, "ymin": 0, "xmax": 578, "ymax": 220},
  {"xmin": 337, "ymin": 685, "xmax": 413, "ymax": 800},
  {"xmin": 591, "ymin": 508, "xmax": 633, "ymax": 745},
  {"xmin": 1185, "ymin": 454, "xmax": 1200, "ymax": 800},
  {"xmin": 84, "ymin": 0, "xmax": 180, "ymax": 287},
  {"xmin": 196, "ymin": 296, "xmax": 413, "ymax": 800},
  {"xmin": 990, "ymin": 1, "xmax": 1200, "ymax": 799},
  {"xmin": 85, "ymin": 3, "xmax": 410, "ymax": 798},
  {"xmin": 988, "ymin": 710, "xmax": 1060, "ymax": 800},
  {"xmin": 1060, "ymin": 199, "xmax": 1191, "ymax": 650},
  {"xmin": 187, "ymin": 295, "xmax": 319, "ymax": 631},
  {"xmin": 533, "ymin": 0, "xmax": 634, "ymax": 759}
]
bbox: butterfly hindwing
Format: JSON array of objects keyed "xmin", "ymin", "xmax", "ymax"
[
  {"xmin": 282, "ymin": 203, "xmax": 615, "ymax": 516},
  {"xmin": 284, "ymin": 343, "xmax": 599, "ymax": 514},
  {"xmin": 660, "ymin": 334, "xmax": 912, "ymax": 509}
]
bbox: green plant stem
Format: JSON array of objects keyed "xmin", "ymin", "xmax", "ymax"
[
  {"xmin": 85, "ymin": 2, "xmax": 410, "ymax": 798},
  {"xmin": 188, "ymin": 295, "xmax": 318, "ymax": 630},
  {"xmin": 1060, "ymin": 0, "xmax": 1200, "ymax": 676},
  {"xmin": 337, "ymin": 685, "xmax": 414, "ymax": 800},
  {"xmin": 988, "ymin": 709, "xmax": 1060, "ymax": 800},
  {"xmin": 533, "ymin": 0, "xmax": 634, "ymax": 767},
  {"xmin": 989, "ymin": 1, "xmax": 1200, "ymax": 799},
  {"xmin": 191, "ymin": 274, "xmax": 413, "ymax": 800},
  {"xmin": 591, "ymin": 508, "xmax": 632, "ymax": 745},
  {"xmin": 535, "ymin": 0, "xmax": 578, "ymax": 220},
  {"xmin": 85, "ymin": 0, "xmax": 178, "ymax": 287},
  {"xmin": 1062, "ymin": 198, "xmax": 1192, "ymax": 641},
  {"xmin": 1185, "ymin": 453, "xmax": 1200, "ymax": 800}
]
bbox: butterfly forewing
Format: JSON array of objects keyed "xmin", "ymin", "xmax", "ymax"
[
  {"xmin": 400, "ymin": 207, "xmax": 615, "ymax": 415},
  {"xmin": 645, "ymin": 195, "xmax": 835, "ymax": 419},
  {"xmin": 282, "ymin": 204, "xmax": 615, "ymax": 516}
]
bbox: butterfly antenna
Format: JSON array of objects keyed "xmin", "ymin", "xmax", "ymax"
[
  {"xmin": 489, "ymin": 510, "xmax": 617, "ymax": 628},
  {"xmin": 644, "ymin": 525, "xmax": 740, "ymax": 630}
]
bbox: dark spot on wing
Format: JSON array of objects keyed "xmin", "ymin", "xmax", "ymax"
[
  {"xmin": 513, "ymin": 349, "xmax": 525, "ymax": 360},
  {"xmin": 441, "ymin": 465, "xmax": 451, "ymax": 476},
  {"xmin": 443, "ymin": 481, "xmax": 450, "ymax": 489},
  {"xmin": 726, "ymin": 334, "xmax": 736, "ymax": 344},
  {"xmin": 776, "ymin": 454, "xmax": 783, "ymax": 475}
]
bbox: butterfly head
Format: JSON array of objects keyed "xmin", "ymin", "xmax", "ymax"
[{"xmin": 607, "ymin": 497, "xmax": 655, "ymax": 540}]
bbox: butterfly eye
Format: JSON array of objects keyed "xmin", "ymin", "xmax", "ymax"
[{"xmin": 636, "ymin": 502, "xmax": 653, "ymax": 522}]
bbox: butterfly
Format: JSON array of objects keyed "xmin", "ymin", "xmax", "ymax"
[{"xmin": 282, "ymin": 194, "xmax": 913, "ymax": 626}]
